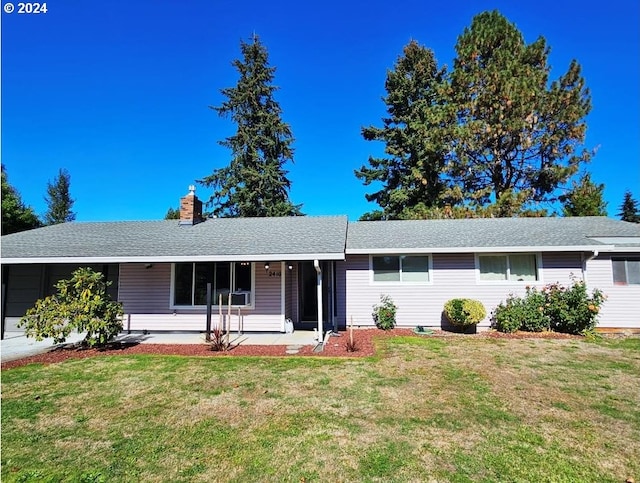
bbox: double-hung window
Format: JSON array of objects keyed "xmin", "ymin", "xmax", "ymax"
[
  {"xmin": 612, "ymin": 258, "xmax": 640, "ymax": 285},
  {"xmin": 478, "ymin": 254, "xmax": 539, "ymax": 282},
  {"xmin": 173, "ymin": 262, "xmax": 253, "ymax": 307},
  {"xmin": 371, "ymin": 255, "xmax": 430, "ymax": 283}
]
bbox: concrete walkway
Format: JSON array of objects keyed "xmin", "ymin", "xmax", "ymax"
[{"xmin": 1, "ymin": 330, "xmax": 318, "ymax": 363}]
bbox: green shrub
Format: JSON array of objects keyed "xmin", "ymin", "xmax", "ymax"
[
  {"xmin": 18, "ymin": 267, "xmax": 124, "ymax": 347},
  {"xmin": 492, "ymin": 287, "xmax": 549, "ymax": 333},
  {"xmin": 491, "ymin": 279, "xmax": 606, "ymax": 335},
  {"xmin": 444, "ymin": 298, "xmax": 486, "ymax": 326},
  {"xmin": 372, "ymin": 295, "xmax": 397, "ymax": 330},
  {"xmin": 544, "ymin": 281, "xmax": 606, "ymax": 335},
  {"xmin": 492, "ymin": 295, "xmax": 524, "ymax": 333}
]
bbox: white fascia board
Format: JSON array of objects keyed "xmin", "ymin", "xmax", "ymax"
[
  {"xmin": 346, "ymin": 245, "xmax": 614, "ymax": 255},
  {"xmin": 1, "ymin": 252, "xmax": 346, "ymax": 265},
  {"xmin": 609, "ymin": 246, "xmax": 640, "ymax": 253}
]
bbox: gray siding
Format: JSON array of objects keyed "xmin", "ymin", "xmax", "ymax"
[
  {"xmin": 586, "ymin": 253, "xmax": 640, "ymax": 329},
  {"xmin": 344, "ymin": 252, "xmax": 584, "ymax": 330},
  {"xmin": 119, "ymin": 263, "xmax": 172, "ymax": 313},
  {"xmin": 4, "ymin": 265, "xmax": 43, "ymax": 317},
  {"xmin": 119, "ymin": 262, "xmax": 284, "ymax": 332},
  {"xmin": 3, "ymin": 263, "xmax": 119, "ymax": 319}
]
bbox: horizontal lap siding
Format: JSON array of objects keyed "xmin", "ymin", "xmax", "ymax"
[
  {"xmin": 344, "ymin": 252, "xmax": 584, "ymax": 330},
  {"xmin": 119, "ymin": 263, "xmax": 171, "ymax": 313},
  {"xmin": 119, "ymin": 262, "xmax": 284, "ymax": 332},
  {"xmin": 253, "ymin": 267, "xmax": 284, "ymax": 331},
  {"xmin": 587, "ymin": 254, "xmax": 640, "ymax": 329}
]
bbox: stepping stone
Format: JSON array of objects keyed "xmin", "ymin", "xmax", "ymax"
[{"xmin": 285, "ymin": 344, "xmax": 303, "ymax": 354}]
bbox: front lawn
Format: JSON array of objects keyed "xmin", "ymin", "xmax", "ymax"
[{"xmin": 2, "ymin": 336, "xmax": 639, "ymax": 482}]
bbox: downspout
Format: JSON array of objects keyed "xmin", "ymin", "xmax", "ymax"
[
  {"xmin": 582, "ymin": 250, "xmax": 599, "ymax": 285},
  {"xmin": 314, "ymin": 259, "xmax": 323, "ymax": 342}
]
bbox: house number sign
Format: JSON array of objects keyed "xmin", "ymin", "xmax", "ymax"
[{"xmin": 268, "ymin": 271, "xmax": 282, "ymax": 278}]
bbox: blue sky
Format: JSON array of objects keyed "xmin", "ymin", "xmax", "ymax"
[{"xmin": 2, "ymin": 0, "xmax": 638, "ymax": 222}]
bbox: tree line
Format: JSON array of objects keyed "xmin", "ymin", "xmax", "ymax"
[
  {"xmin": 182, "ymin": 10, "xmax": 638, "ymax": 222},
  {"xmin": 3, "ymin": 11, "xmax": 639, "ymax": 234},
  {"xmin": 2, "ymin": 166, "xmax": 75, "ymax": 234}
]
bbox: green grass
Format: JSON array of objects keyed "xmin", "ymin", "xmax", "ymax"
[{"xmin": 2, "ymin": 336, "xmax": 639, "ymax": 482}]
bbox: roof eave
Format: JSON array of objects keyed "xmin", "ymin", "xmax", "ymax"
[
  {"xmin": 346, "ymin": 245, "xmax": 615, "ymax": 255},
  {"xmin": 1, "ymin": 252, "xmax": 347, "ymax": 265}
]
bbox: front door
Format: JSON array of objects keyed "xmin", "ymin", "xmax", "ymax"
[{"xmin": 297, "ymin": 261, "xmax": 334, "ymax": 329}]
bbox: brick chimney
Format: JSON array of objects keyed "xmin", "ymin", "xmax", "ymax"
[{"xmin": 179, "ymin": 185, "xmax": 204, "ymax": 225}]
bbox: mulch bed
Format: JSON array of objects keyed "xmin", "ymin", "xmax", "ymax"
[{"xmin": 1, "ymin": 329, "xmax": 581, "ymax": 370}]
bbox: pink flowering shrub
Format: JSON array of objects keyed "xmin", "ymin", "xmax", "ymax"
[
  {"xmin": 372, "ymin": 295, "xmax": 397, "ymax": 330},
  {"xmin": 492, "ymin": 279, "xmax": 606, "ymax": 335}
]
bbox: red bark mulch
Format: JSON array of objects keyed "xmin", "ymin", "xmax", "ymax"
[{"xmin": 1, "ymin": 328, "xmax": 581, "ymax": 370}]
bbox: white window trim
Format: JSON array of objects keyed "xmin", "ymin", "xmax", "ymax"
[
  {"xmin": 369, "ymin": 254, "xmax": 433, "ymax": 285},
  {"xmin": 169, "ymin": 262, "xmax": 256, "ymax": 310},
  {"xmin": 475, "ymin": 252, "xmax": 543, "ymax": 284}
]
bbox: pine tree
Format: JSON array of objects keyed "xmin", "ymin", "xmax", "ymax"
[
  {"xmin": 44, "ymin": 168, "xmax": 76, "ymax": 225},
  {"xmin": 199, "ymin": 35, "xmax": 302, "ymax": 217},
  {"xmin": 355, "ymin": 40, "xmax": 450, "ymax": 220},
  {"xmin": 447, "ymin": 11, "xmax": 592, "ymax": 215},
  {"xmin": 560, "ymin": 173, "xmax": 607, "ymax": 217},
  {"xmin": 618, "ymin": 191, "xmax": 640, "ymax": 223},
  {"xmin": 164, "ymin": 207, "xmax": 180, "ymax": 220},
  {"xmin": 1, "ymin": 165, "xmax": 41, "ymax": 234}
]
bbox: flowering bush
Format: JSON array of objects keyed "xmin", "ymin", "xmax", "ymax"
[
  {"xmin": 544, "ymin": 281, "xmax": 606, "ymax": 334},
  {"xmin": 491, "ymin": 279, "xmax": 606, "ymax": 335},
  {"xmin": 492, "ymin": 287, "xmax": 549, "ymax": 333},
  {"xmin": 372, "ymin": 295, "xmax": 397, "ymax": 330},
  {"xmin": 444, "ymin": 298, "xmax": 486, "ymax": 326}
]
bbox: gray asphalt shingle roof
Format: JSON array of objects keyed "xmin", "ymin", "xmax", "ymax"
[
  {"xmin": 346, "ymin": 217, "xmax": 640, "ymax": 253},
  {"xmin": 2, "ymin": 216, "xmax": 639, "ymax": 262},
  {"xmin": 1, "ymin": 216, "xmax": 349, "ymax": 261}
]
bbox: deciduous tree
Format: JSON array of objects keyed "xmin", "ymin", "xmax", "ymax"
[{"xmin": 199, "ymin": 35, "xmax": 302, "ymax": 217}]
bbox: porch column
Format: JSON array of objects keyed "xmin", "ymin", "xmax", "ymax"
[{"xmin": 314, "ymin": 260, "xmax": 323, "ymax": 341}]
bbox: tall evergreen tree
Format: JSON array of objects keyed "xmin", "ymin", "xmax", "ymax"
[
  {"xmin": 44, "ymin": 168, "xmax": 76, "ymax": 225},
  {"xmin": 618, "ymin": 190, "xmax": 640, "ymax": 223},
  {"xmin": 447, "ymin": 11, "xmax": 592, "ymax": 215},
  {"xmin": 1, "ymin": 165, "xmax": 41, "ymax": 234},
  {"xmin": 356, "ymin": 11, "xmax": 593, "ymax": 219},
  {"xmin": 199, "ymin": 35, "xmax": 302, "ymax": 217},
  {"xmin": 355, "ymin": 40, "xmax": 450, "ymax": 220},
  {"xmin": 560, "ymin": 173, "xmax": 607, "ymax": 217}
]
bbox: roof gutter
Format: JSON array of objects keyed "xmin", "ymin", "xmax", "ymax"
[
  {"xmin": 346, "ymin": 245, "xmax": 616, "ymax": 255},
  {"xmin": 1, "ymin": 252, "xmax": 346, "ymax": 265}
]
